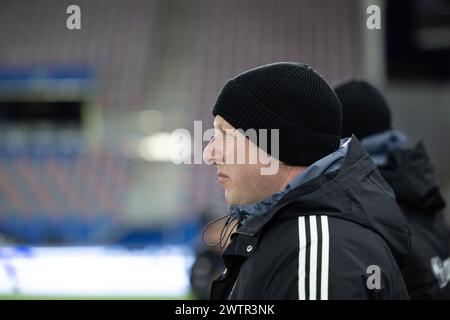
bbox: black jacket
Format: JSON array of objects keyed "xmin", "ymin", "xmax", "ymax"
[
  {"xmin": 380, "ymin": 142, "xmax": 450, "ymax": 299},
  {"xmin": 210, "ymin": 137, "xmax": 411, "ymax": 300}
]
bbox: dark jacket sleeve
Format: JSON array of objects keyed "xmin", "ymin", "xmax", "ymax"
[{"xmin": 253, "ymin": 215, "xmax": 410, "ymax": 300}]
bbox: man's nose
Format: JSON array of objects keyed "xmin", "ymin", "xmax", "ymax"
[{"xmin": 203, "ymin": 138, "xmax": 217, "ymax": 165}]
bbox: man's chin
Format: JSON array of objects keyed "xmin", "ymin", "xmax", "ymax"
[
  {"xmin": 224, "ymin": 190, "xmax": 239, "ymax": 206},
  {"xmin": 224, "ymin": 192, "xmax": 234, "ymax": 206}
]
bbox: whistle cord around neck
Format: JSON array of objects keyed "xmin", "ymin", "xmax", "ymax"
[{"xmin": 202, "ymin": 213, "xmax": 240, "ymax": 249}]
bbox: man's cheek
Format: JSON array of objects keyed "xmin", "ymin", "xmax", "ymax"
[{"xmin": 223, "ymin": 141, "xmax": 236, "ymax": 164}]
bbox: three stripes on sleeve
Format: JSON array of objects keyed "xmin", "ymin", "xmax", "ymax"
[{"xmin": 298, "ymin": 215, "xmax": 330, "ymax": 300}]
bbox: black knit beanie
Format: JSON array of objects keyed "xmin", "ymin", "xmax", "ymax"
[
  {"xmin": 212, "ymin": 62, "xmax": 342, "ymax": 166},
  {"xmin": 334, "ymin": 80, "xmax": 392, "ymax": 139}
]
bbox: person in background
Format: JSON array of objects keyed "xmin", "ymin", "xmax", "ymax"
[{"xmin": 335, "ymin": 80, "xmax": 450, "ymax": 299}]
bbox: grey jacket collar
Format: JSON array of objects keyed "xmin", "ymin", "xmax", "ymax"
[{"xmin": 361, "ymin": 130, "xmax": 409, "ymax": 166}]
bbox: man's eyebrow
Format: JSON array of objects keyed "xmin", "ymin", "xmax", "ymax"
[
  {"xmin": 214, "ymin": 121, "xmax": 226, "ymax": 132},
  {"xmin": 214, "ymin": 120, "xmax": 237, "ymax": 135}
]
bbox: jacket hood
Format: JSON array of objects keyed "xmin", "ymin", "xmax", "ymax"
[
  {"xmin": 380, "ymin": 142, "xmax": 446, "ymax": 213},
  {"xmin": 239, "ymin": 136, "xmax": 411, "ymax": 269}
]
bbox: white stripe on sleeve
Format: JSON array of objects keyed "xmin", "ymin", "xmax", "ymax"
[
  {"xmin": 298, "ymin": 216, "xmax": 306, "ymax": 300},
  {"xmin": 320, "ymin": 215, "xmax": 330, "ymax": 300},
  {"xmin": 309, "ymin": 215, "xmax": 318, "ymax": 300}
]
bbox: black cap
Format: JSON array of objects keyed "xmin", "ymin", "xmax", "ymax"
[
  {"xmin": 212, "ymin": 62, "xmax": 342, "ymax": 166},
  {"xmin": 334, "ymin": 80, "xmax": 392, "ymax": 139}
]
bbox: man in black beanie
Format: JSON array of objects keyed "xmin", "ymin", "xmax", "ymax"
[
  {"xmin": 203, "ymin": 62, "xmax": 410, "ymax": 299},
  {"xmin": 335, "ymin": 79, "xmax": 450, "ymax": 299}
]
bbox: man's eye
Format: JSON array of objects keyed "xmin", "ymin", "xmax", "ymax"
[{"xmin": 225, "ymin": 133, "xmax": 237, "ymax": 140}]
